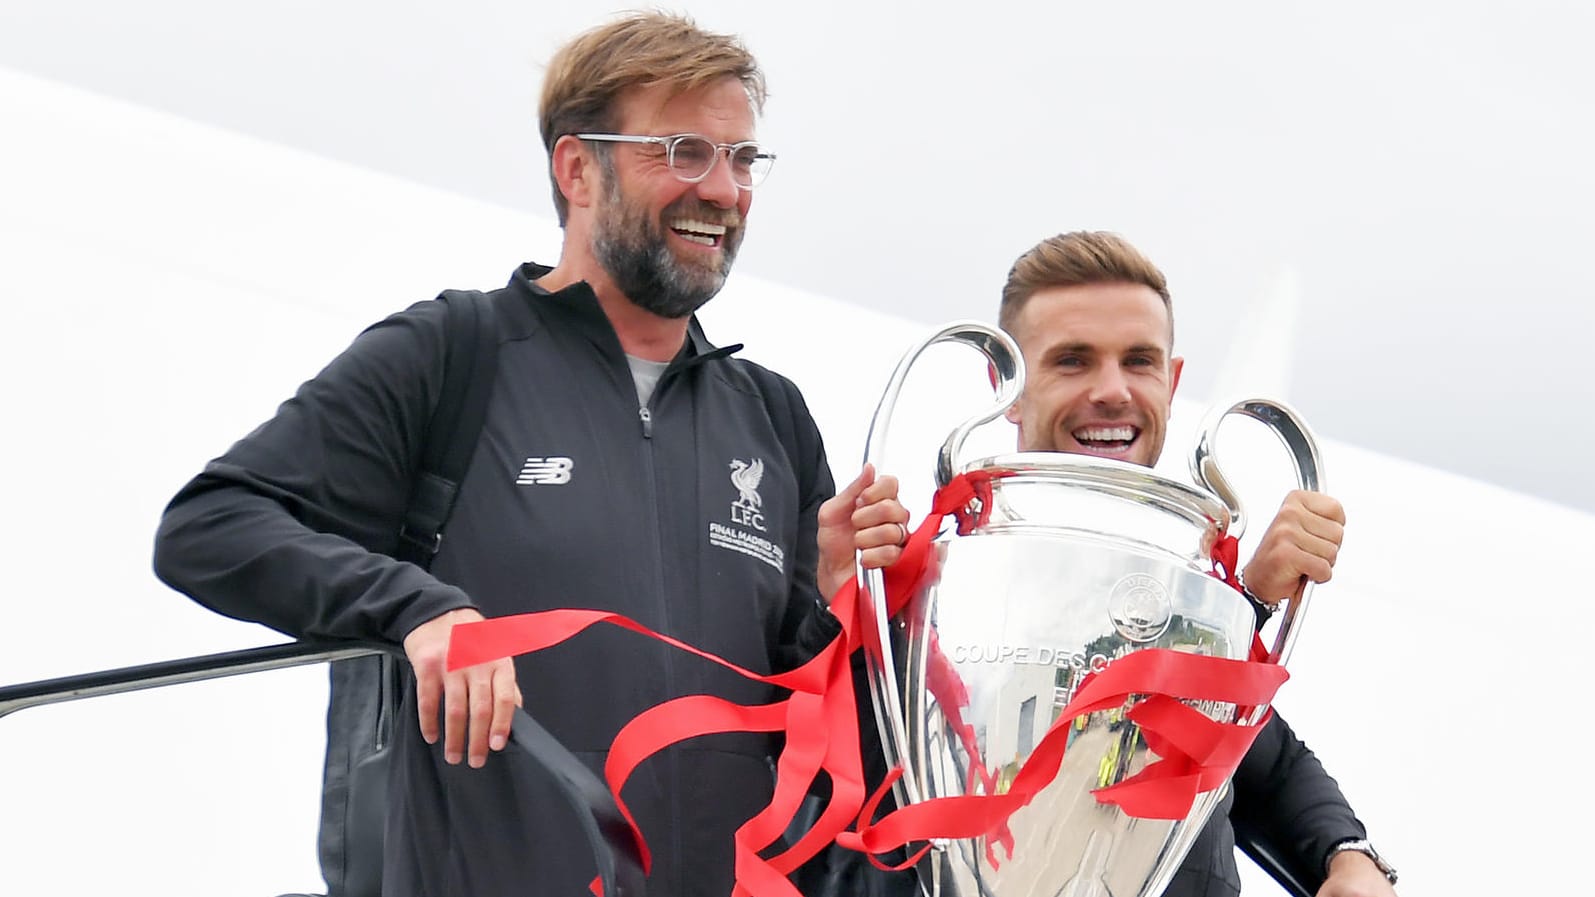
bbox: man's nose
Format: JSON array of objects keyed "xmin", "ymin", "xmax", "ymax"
[
  {"xmin": 694, "ymin": 150, "xmax": 742, "ymax": 208},
  {"xmin": 1088, "ymin": 366, "xmax": 1132, "ymax": 406}
]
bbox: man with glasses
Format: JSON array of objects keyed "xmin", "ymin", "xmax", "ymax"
[{"xmin": 154, "ymin": 12, "xmax": 908, "ymax": 897}]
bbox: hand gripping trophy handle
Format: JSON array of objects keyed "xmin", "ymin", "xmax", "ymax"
[
  {"xmin": 1189, "ymin": 398, "xmax": 1326, "ymax": 669},
  {"xmin": 857, "ymin": 321, "xmax": 1025, "ymax": 810}
]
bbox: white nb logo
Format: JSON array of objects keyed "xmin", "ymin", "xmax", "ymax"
[{"xmin": 517, "ymin": 456, "xmax": 573, "ymax": 485}]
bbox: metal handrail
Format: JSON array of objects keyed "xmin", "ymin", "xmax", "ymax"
[
  {"xmin": 0, "ymin": 639, "xmax": 390, "ymax": 720},
  {"xmin": 0, "ymin": 639, "xmax": 645, "ymax": 896},
  {"xmin": 1236, "ymin": 817, "xmax": 1317, "ymax": 897}
]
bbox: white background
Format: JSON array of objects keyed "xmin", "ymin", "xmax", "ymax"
[
  {"xmin": 1, "ymin": 0, "xmax": 1591, "ymax": 511},
  {"xmin": 0, "ymin": 6, "xmax": 1590, "ymax": 895}
]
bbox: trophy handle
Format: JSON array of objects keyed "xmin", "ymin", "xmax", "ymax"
[
  {"xmin": 1189, "ymin": 397, "xmax": 1325, "ymax": 666},
  {"xmin": 860, "ymin": 320, "xmax": 1025, "ymax": 487},
  {"xmin": 858, "ymin": 321, "xmax": 1025, "ymax": 810}
]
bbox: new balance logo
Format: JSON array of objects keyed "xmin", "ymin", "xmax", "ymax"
[{"xmin": 517, "ymin": 456, "xmax": 573, "ymax": 485}]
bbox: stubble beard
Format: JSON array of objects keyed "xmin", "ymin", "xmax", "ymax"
[{"xmin": 590, "ymin": 171, "xmax": 744, "ymax": 320}]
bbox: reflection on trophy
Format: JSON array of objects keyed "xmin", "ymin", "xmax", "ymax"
[{"xmin": 856, "ymin": 322, "xmax": 1323, "ymax": 897}]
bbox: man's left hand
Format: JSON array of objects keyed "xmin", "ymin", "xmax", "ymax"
[
  {"xmin": 1317, "ymin": 850, "xmax": 1397, "ymax": 897},
  {"xmin": 1242, "ymin": 490, "xmax": 1346, "ymax": 606},
  {"xmin": 816, "ymin": 463, "xmax": 911, "ymax": 601}
]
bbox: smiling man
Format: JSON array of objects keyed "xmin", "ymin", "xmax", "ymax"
[
  {"xmin": 1003, "ymin": 277, "xmax": 1182, "ymax": 466},
  {"xmin": 998, "ymin": 231, "xmax": 1396, "ymax": 897},
  {"xmin": 153, "ymin": 13, "xmax": 908, "ymax": 897}
]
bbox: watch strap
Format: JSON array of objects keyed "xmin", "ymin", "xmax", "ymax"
[{"xmin": 1327, "ymin": 838, "xmax": 1398, "ymax": 886}]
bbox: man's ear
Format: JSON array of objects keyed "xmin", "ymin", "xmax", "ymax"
[
  {"xmin": 550, "ymin": 135, "xmax": 599, "ymax": 212},
  {"xmin": 1004, "ymin": 399, "xmax": 1022, "ymax": 425},
  {"xmin": 1170, "ymin": 355, "xmax": 1185, "ymax": 398}
]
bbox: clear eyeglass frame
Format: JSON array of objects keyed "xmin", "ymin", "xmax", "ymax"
[{"xmin": 574, "ymin": 133, "xmax": 776, "ymax": 189}]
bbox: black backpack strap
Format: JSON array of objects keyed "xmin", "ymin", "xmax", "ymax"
[
  {"xmin": 323, "ymin": 290, "xmax": 501, "ymax": 897},
  {"xmin": 395, "ymin": 289, "xmax": 501, "ymax": 567},
  {"xmin": 506, "ymin": 710, "xmax": 648, "ymax": 897}
]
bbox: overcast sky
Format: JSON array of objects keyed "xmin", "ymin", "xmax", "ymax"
[{"xmin": 3, "ymin": 0, "xmax": 1591, "ymax": 511}]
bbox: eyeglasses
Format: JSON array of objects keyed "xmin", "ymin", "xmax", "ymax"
[{"xmin": 575, "ymin": 133, "xmax": 776, "ymax": 189}]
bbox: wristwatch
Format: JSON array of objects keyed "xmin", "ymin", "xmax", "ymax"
[{"xmin": 1326, "ymin": 838, "xmax": 1398, "ymax": 885}]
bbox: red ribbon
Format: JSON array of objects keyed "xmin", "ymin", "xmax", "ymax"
[
  {"xmin": 1210, "ymin": 532, "xmax": 1274, "ymax": 664},
  {"xmin": 446, "ymin": 471, "xmax": 1288, "ymax": 894}
]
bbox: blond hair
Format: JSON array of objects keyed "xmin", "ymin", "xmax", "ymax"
[
  {"xmin": 998, "ymin": 231, "xmax": 1174, "ymax": 341},
  {"xmin": 539, "ymin": 12, "xmax": 767, "ymax": 224}
]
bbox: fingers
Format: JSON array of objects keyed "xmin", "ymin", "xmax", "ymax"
[
  {"xmin": 1272, "ymin": 537, "xmax": 1338, "ymax": 584},
  {"xmin": 415, "ymin": 662, "xmax": 443, "ymax": 745},
  {"xmin": 402, "ymin": 607, "xmax": 517, "ymax": 768},
  {"xmin": 1280, "ymin": 490, "xmax": 1347, "ymax": 543},
  {"xmin": 853, "ymin": 473, "xmax": 910, "ymax": 570},
  {"xmin": 438, "ymin": 660, "xmax": 522, "ymax": 768},
  {"xmin": 1276, "ymin": 491, "xmax": 1345, "ymax": 576},
  {"xmin": 487, "ymin": 661, "xmax": 521, "ymax": 759},
  {"xmin": 1247, "ymin": 539, "xmax": 1337, "ymax": 601},
  {"xmin": 464, "ymin": 663, "xmax": 495, "ymax": 767},
  {"xmin": 1291, "ymin": 489, "xmax": 1347, "ymax": 525},
  {"xmin": 457, "ymin": 659, "xmax": 522, "ymax": 768},
  {"xmin": 817, "ymin": 465, "xmax": 912, "ymax": 594},
  {"xmin": 854, "ymin": 469, "xmax": 897, "ymax": 508},
  {"xmin": 1246, "ymin": 492, "xmax": 1347, "ymax": 600},
  {"xmin": 849, "ymin": 475, "xmax": 903, "ymax": 528},
  {"xmin": 818, "ymin": 463, "xmax": 876, "ymax": 529},
  {"xmin": 442, "ymin": 664, "xmax": 469, "ymax": 765},
  {"xmin": 404, "ymin": 611, "xmax": 466, "ymax": 746}
]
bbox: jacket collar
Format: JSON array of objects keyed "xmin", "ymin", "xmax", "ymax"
[{"xmin": 507, "ymin": 262, "xmax": 738, "ymax": 371}]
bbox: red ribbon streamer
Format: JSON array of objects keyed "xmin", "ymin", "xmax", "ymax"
[{"xmin": 446, "ymin": 471, "xmax": 1288, "ymax": 893}]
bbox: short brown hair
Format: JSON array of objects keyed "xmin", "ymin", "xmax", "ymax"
[
  {"xmin": 539, "ymin": 12, "xmax": 767, "ymax": 224},
  {"xmin": 998, "ymin": 231, "xmax": 1174, "ymax": 341}
]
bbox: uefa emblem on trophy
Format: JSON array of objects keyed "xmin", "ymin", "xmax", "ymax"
[{"xmin": 853, "ymin": 321, "xmax": 1324, "ymax": 897}]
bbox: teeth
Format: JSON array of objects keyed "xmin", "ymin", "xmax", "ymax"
[
  {"xmin": 1074, "ymin": 426, "xmax": 1135, "ymax": 443},
  {"xmin": 672, "ymin": 219, "xmax": 727, "ymax": 237},
  {"xmin": 677, "ymin": 232, "xmax": 717, "ymax": 246}
]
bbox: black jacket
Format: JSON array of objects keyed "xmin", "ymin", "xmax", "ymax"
[
  {"xmin": 1163, "ymin": 711, "xmax": 1367, "ymax": 897},
  {"xmin": 155, "ymin": 264, "xmax": 839, "ymax": 897}
]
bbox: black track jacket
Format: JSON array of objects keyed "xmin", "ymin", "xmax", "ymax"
[{"xmin": 155, "ymin": 263, "xmax": 840, "ymax": 897}]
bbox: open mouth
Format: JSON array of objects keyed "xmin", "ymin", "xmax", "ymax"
[
  {"xmin": 1071, "ymin": 425, "xmax": 1140, "ymax": 455},
  {"xmin": 669, "ymin": 218, "xmax": 728, "ymax": 248}
]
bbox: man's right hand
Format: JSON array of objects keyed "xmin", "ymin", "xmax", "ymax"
[
  {"xmin": 402, "ymin": 607, "xmax": 522, "ymax": 768},
  {"xmin": 1242, "ymin": 490, "xmax": 1346, "ymax": 605}
]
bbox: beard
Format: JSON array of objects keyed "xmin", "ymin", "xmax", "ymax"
[{"xmin": 590, "ymin": 174, "xmax": 745, "ymax": 320}]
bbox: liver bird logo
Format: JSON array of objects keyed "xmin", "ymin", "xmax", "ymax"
[{"xmin": 729, "ymin": 458, "xmax": 764, "ymax": 509}]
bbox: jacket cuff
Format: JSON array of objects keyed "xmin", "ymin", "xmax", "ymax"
[{"xmin": 385, "ymin": 583, "xmax": 477, "ymax": 645}]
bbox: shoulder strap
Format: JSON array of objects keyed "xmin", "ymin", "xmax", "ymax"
[
  {"xmin": 395, "ymin": 289, "xmax": 501, "ymax": 568},
  {"xmin": 326, "ymin": 289, "xmax": 500, "ymax": 896}
]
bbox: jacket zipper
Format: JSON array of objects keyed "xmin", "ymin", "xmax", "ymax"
[{"xmin": 639, "ymin": 372, "xmax": 682, "ymax": 892}]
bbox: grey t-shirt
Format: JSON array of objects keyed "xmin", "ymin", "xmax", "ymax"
[{"xmin": 626, "ymin": 353, "xmax": 670, "ymax": 406}]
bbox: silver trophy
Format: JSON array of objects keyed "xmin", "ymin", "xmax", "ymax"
[{"xmin": 858, "ymin": 322, "xmax": 1323, "ymax": 897}]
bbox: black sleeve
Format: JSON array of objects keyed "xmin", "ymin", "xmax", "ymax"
[
  {"xmin": 152, "ymin": 299, "xmax": 476, "ymax": 645},
  {"xmin": 768, "ymin": 374, "xmax": 843, "ymax": 670},
  {"xmin": 1229, "ymin": 711, "xmax": 1368, "ymax": 888}
]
